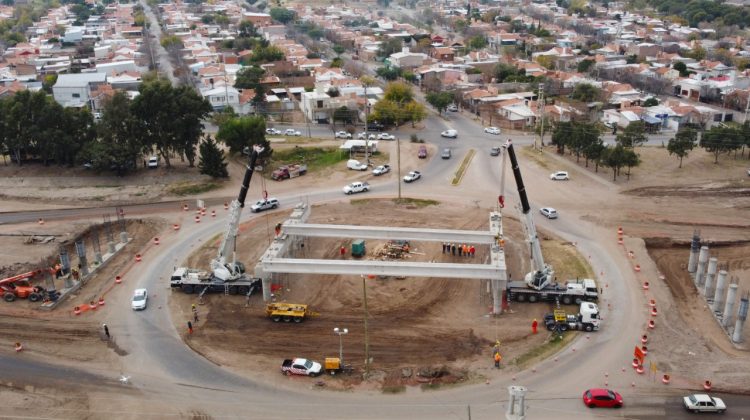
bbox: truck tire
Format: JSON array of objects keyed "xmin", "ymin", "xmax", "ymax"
[
  {"xmin": 283, "ymin": 316, "xmax": 292, "ymax": 323},
  {"xmin": 239, "ymin": 286, "xmax": 250, "ymax": 295},
  {"xmin": 346, "ymin": 191, "xmax": 353, "ymax": 195},
  {"xmin": 528, "ymin": 295, "xmax": 538, "ymax": 303},
  {"xmin": 562, "ymin": 296, "xmax": 572, "ymax": 305},
  {"xmin": 272, "ymin": 204, "xmax": 278, "ymax": 209},
  {"xmin": 229, "ymin": 286, "xmax": 238, "ymax": 295},
  {"xmin": 29, "ymin": 293, "xmax": 41, "ymax": 302},
  {"xmin": 4, "ymin": 293, "xmax": 16, "ymax": 302},
  {"xmin": 584, "ymin": 324, "xmax": 593, "ymax": 332},
  {"xmin": 181, "ymin": 285, "xmax": 194, "ymax": 294},
  {"xmin": 575, "ymin": 298, "xmax": 583, "ymax": 305},
  {"xmin": 560, "ymin": 324, "xmax": 569, "ymax": 332},
  {"xmin": 285, "ymin": 370, "xmax": 292, "ymax": 376},
  {"xmin": 516, "ymin": 294, "xmax": 526, "ymax": 302},
  {"xmin": 363, "ymin": 188, "xmax": 368, "ymax": 192},
  {"xmin": 271, "ymin": 316, "xmax": 281, "ymax": 322},
  {"xmin": 547, "ymin": 323, "xmax": 555, "ymax": 331},
  {"xmin": 293, "ymin": 316, "xmax": 303, "ymax": 323},
  {"xmin": 328, "ymin": 369, "xmax": 337, "ymax": 375}
]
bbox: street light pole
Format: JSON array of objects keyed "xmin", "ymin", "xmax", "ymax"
[
  {"xmin": 333, "ymin": 327, "xmax": 348, "ymax": 365},
  {"xmin": 397, "ymin": 136, "xmax": 401, "ymax": 200}
]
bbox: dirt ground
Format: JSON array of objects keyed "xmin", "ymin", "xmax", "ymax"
[
  {"xmin": 171, "ymin": 200, "xmax": 592, "ymax": 389},
  {"xmin": 2, "ymin": 141, "xmax": 750, "ymax": 393}
]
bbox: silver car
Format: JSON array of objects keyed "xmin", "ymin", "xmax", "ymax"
[
  {"xmin": 131, "ymin": 288, "xmax": 148, "ymax": 310},
  {"xmin": 540, "ymin": 207, "xmax": 558, "ymax": 219}
]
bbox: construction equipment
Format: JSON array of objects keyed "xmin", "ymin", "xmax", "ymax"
[
  {"xmin": 265, "ymin": 302, "xmax": 318, "ymax": 323},
  {"xmin": 502, "ymin": 141, "xmax": 598, "ymax": 305},
  {"xmin": 351, "ymin": 240, "xmax": 366, "ymax": 257},
  {"xmin": 324, "ymin": 357, "xmax": 354, "ymax": 375},
  {"xmin": 171, "ymin": 145, "xmax": 264, "ymax": 296},
  {"xmin": 543, "ymin": 302, "xmax": 601, "ymax": 333},
  {"xmin": 0, "ymin": 270, "xmax": 45, "ymax": 302},
  {"xmin": 271, "ymin": 164, "xmax": 307, "ymax": 180}
]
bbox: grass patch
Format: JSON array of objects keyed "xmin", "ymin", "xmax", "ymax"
[
  {"xmin": 270, "ymin": 147, "xmax": 350, "ymax": 172},
  {"xmin": 519, "ymin": 145, "xmax": 551, "ymax": 170},
  {"xmin": 382, "ymin": 385, "xmax": 406, "ymax": 394},
  {"xmin": 513, "ymin": 331, "xmax": 578, "ymax": 369},
  {"xmin": 392, "ymin": 198, "xmax": 440, "ymax": 207},
  {"xmin": 451, "ymin": 149, "xmax": 475, "ymax": 185},
  {"xmin": 350, "ymin": 198, "xmax": 377, "ymax": 205},
  {"xmin": 541, "ymin": 240, "xmax": 595, "ymax": 280},
  {"xmin": 419, "ymin": 382, "xmax": 442, "ymax": 391},
  {"xmin": 168, "ymin": 181, "xmax": 221, "ymax": 196}
]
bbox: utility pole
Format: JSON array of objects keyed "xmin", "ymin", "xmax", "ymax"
[
  {"xmin": 397, "ymin": 136, "xmax": 402, "ymax": 200},
  {"xmin": 536, "ymin": 82, "xmax": 546, "ymax": 150},
  {"xmin": 362, "ymin": 275, "xmax": 370, "ymax": 376},
  {"xmin": 744, "ymin": 91, "xmax": 750, "ymax": 123},
  {"xmin": 364, "ymin": 83, "xmax": 370, "ymax": 165}
]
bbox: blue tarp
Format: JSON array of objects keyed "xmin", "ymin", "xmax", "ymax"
[{"xmin": 642, "ymin": 115, "xmax": 661, "ymax": 124}]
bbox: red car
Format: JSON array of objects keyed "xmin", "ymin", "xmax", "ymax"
[{"xmin": 583, "ymin": 388, "xmax": 623, "ymax": 408}]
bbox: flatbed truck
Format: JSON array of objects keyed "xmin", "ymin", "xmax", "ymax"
[{"xmin": 507, "ymin": 278, "xmax": 598, "ymax": 305}]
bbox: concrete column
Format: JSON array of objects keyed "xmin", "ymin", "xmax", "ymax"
[
  {"xmin": 262, "ymin": 277, "xmax": 272, "ymax": 302},
  {"xmin": 687, "ymin": 232, "xmax": 701, "ymax": 274},
  {"xmin": 704, "ymin": 258, "xmax": 718, "ymax": 298},
  {"xmin": 732, "ymin": 297, "xmax": 748, "ymax": 344},
  {"xmin": 506, "ymin": 385, "xmax": 527, "ymax": 420},
  {"xmin": 712, "ymin": 270, "xmax": 728, "ymax": 313},
  {"xmin": 723, "ymin": 284, "xmax": 738, "ymax": 328},
  {"xmin": 695, "ymin": 246, "xmax": 709, "ymax": 287},
  {"xmin": 107, "ymin": 241, "xmax": 116, "ymax": 254},
  {"xmin": 63, "ymin": 275, "xmax": 74, "ymax": 289},
  {"xmin": 119, "ymin": 231, "xmax": 128, "ymax": 244},
  {"xmin": 94, "ymin": 252, "xmax": 103, "ymax": 264}
]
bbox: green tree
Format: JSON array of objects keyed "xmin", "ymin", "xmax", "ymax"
[
  {"xmin": 468, "ymin": 35, "xmax": 487, "ymax": 50},
  {"xmin": 643, "ymin": 97, "xmax": 659, "ymax": 107},
  {"xmin": 333, "ymin": 45, "xmax": 345, "ymax": 55},
  {"xmin": 331, "ymin": 57, "xmax": 343, "ymax": 67},
  {"xmin": 576, "ymin": 59, "xmax": 595, "ymax": 73},
  {"xmin": 216, "ymin": 115, "xmax": 270, "ymax": 156},
  {"xmin": 551, "ymin": 121, "xmax": 574, "ymax": 154},
  {"xmin": 235, "ymin": 66, "xmax": 265, "ymax": 89},
  {"xmin": 377, "ymin": 38, "xmax": 403, "ymax": 57},
  {"xmin": 570, "ymin": 83, "xmax": 601, "ymax": 102},
  {"xmin": 198, "ymin": 136, "xmax": 228, "ymax": 178},
  {"xmin": 131, "ymin": 79, "xmax": 179, "ymax": 168},
  {"xmin": 383, "ymin": 81, "xmax": 414, "ymax": 104},
  {"xmin": 84, "ymin": 92, "xmax": 142, "ymax": 175},
  {"xmin": 602, "ymin": 144, "xmax": 628, "ymax": 181},
  {"xmin": 172, "ymin": 85, "xmax": 213, "ymax": 167},
  {"xmin": 622, "ymin": 148, "xmax": 640, "ymax": 179},
  {"xmin": 403, "ymin": 101, "xmax": 426, "ymax": 127},
  {"xmin": 269, "ymin": 7, "xmax": 296, "ymax": 24},
  {"xmin": 333, "ymin": 106, "xmax": 355, "ymax": 124},
  {"xmin": 673, "ymin": 61, "xmax": 689, "ymax": 77},
  {"xmin": 583, "ymin": 139, "xmax": 607, "ymax": 171},
  {"xmin": 249, "ymin": 45, "xmax": 284, "ymax": 64},
  {"xmin": 376, "ymin": 66, "xmax": 402, "ymax": 80},
  {"xmin": 667, "ymin": 127, "xmax": 697, "ymax": 168},
  {"xmin": 161, "ymin": 35, "xmax": 183, "ymax": 49},
  {"xmin": 425, "ymin": 91, "xmax": 453, "ymax": 114},
  {"xmin": 494, "ymin": 63, "xmax": 521, "ymax": 82},
  {"xmin": 239, "ymin": 21, "xmax": 257, "ymax": 37},
  {"xmin": 616, "ymin": 121, "xmax": 647, "ymax": 148},
  {"xmin": 701, "ymin": 125, "xmax": 738, "ymax": 163}
]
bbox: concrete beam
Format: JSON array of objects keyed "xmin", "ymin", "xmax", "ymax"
[
  {"xmin": 261, "ymin": 258, "xmax": 505, "ymax": 279},
  {"xmin": 282, "ymin": 223, "xmax": 496, "ymax": 244}
]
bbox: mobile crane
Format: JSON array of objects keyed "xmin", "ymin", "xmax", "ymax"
[
  {"xmin": 170, "ymin": 145, "xmax": 265, "ymax": 296},
  {"xmin": 501, "ymin": 141, "xmax": 598, "ymax": 305}
]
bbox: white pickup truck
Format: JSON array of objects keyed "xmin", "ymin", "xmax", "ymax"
[
  {"xmin": 343, "ymin": 181, "xmax": 370, "ymax": 195},
  {"xmin": 281, "ymin": 358, "xmax": 322, "ymax": 377}
]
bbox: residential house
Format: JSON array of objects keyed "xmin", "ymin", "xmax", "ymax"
[
  {"xmin": 52, "ymin": 72, "xmax": 107, "ymax": 107},
  {"xmin": 388, "ymin": 48, "xmax": 429, "ymax": 69},
  {"xmin": 242, "ymin": 12, "xmax": 272, "ymax": 27},
  {"xmin": 300, "ymin": 86, "xmax": 332, "ymax": 123},
  {"xmin": 432, "ymin": 46, "xmax": 455, "ymax": 63}
]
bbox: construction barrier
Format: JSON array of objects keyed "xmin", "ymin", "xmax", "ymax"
[
  {"xmin": 651, "ymin": 307, "xmax": 658, "ymax": 316},
  {"xmin": 135, "ymin": 254, "xmax": 142, "ymax": 262},
  {"xmin": 115, "ymin": 276, "xmax": 122, "ymax": 284},
  {"xmin": 154, "ymin": 237, "xmax": 160, "ymax": 245},
  {"xmin": 641, "ymin": 334, "xmax": 648, "ymax": 344},
  {"xmin": 98, "ymin": 297, "xmax": 105, "ymax": 306},
  {"xmin": 632, "ymin": 358, "xmax": 640, "ymax": 368},
  {"xmin": 38, "ymin": 218, "xmax": 44, "ymax": 225},
  {"xmin": 648, "ymin": 320, "xmax": 655, "ymax": 329},
  {"xmin": 618, "ymin": 238, "xmax": 623, "ymax": 245},
  {"xmin": 201, "ymin": 209, "xmax": 206, "ymax": 216},
  {"xmin": 636, "ymin": 365, "xmax": 645, "ymax": 374},
  {"xmin": 704, "ymin": 380, "xmax": 712, "ymax": 391},
  {"xmin": 195, "ymin": 216, "xmax": 201, "ymax": 223},
  {"xmin": 662, "ymin": 374, "xmax": 670, "ymax": 385},
  {"xmin": 15, "ymin": 342, "xmax": 23, "ymax": 352},
  {"xmin": 643, "ymin": 282, "xmax": 650, "ymax": 290},
  {"xmin": 183, "ymin": 204, "xmax": 189, "ymax": 211},
  {"xmin": 89, "ymin": 301, "xmax": 97, "ymax": 311},
  {"xmin": 641, "ymin": 345, "xmax": 648, "ymax": 356},
  {"xmin": 211, "ymin": 210, "xmax": 216, "ymax": 217},
  {"xmin": 649, "ymin": 299, "xmax": 656, "ymax": 307},
  {"xmin": 224, "ymin": 202, "xmax": 229, "ymax": 210},
  {"xmin": 617, "ymin": 227, "xmax": 623, "ymax": 235},
  {"xmin": 173, "ymin": 224, "xmax": 180, "ymax": 231},
  {"xmin": 635, "ymin": 265, "xmax": 641, "ymax": 272},
  {"xmin": 74, "ymin": 306, "xmax": 81, "ymax": 315}
]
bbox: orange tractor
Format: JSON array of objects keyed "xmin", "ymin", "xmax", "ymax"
[{"xmin": 0, "ymin": 270, "xmax": 46, "ymax": 302}]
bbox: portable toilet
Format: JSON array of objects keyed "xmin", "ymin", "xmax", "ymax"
[{"xmin": 351, "ymin": 240, "xmax": 365, "ymax": 257}]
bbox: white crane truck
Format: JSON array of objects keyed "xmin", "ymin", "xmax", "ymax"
[
  {"xmin": 169, "ymin": 146, "xmax": 264, "ymax": 297},
  {"xmin": 500, "ymin": 141, "xmax": 599, "ymax": 305}
]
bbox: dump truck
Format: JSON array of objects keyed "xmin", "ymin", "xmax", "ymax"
[
  {"xmin": 272, "ymin": 164, "xmax": 307, "ymax": 180},
  {"xmin": 266, "ymin": 302, "xmax": 317, "ymax": 323}
]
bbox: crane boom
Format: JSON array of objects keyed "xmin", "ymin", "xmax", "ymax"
[
  {"xmin": 210, "ymin": 145, "xmax": 264, "ymax": 282},
  {"xmin": 505, "ymin": 142, "xmax": 554, "ymax": 290}
]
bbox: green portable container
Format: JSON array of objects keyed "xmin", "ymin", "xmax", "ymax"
[{"xmin": 351, "ymin": 240, "xmax": 366, "ymax": 257}]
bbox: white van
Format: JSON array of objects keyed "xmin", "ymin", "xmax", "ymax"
[{"xmin": 347, "ymin": 159, "xmax": 368, "ymax": 171}]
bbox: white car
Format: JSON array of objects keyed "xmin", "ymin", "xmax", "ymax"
[
  {"xmin": 347, "ymin": 159, "xmax": 368, "ymax": 171},
  {"xmin": 266, "ymin": 128, "xmax": 281, "ymax": 135},
  {"xmin": 550, "ymin": 171, "xmax": 570, "ymax": 181},
  {"xmin": 441, "ymin": 129, "xmax": 458, "ymax": 138},
  {"xmin": 484, "ymin": 126, "xmax": 501, "ymax": 135},
  {"xmin": 447, "ymin": 104, "xmax": 458, "ymax": 112},
  {"xmin": 335, "ymin": 131, "xmax": 352, "ymax": 139},
  {"xmin": 368, "ymin": 133, "xmax": 377, "ymax": 140},
  {"xmin": 683, "ymin": 394, "xmax": 726, "ymax": 413},
  {"xmin": 285, "ymin": 129, "xmax": 301, "ymax": 136},
  {"xmin": 357, "ymin": 132, "xmax": 367, "ymax": 139},
  {"xmin": 377, "ymin": 133, "xmax": 395, "ymax": 140},
  {"xmin": 540, "ymin": 207, "xmax": 558, "ymax": 219},
  {"xmin": 250, "ymin": 198, "xmax": 279, "ymax": 213},
  {"xmin": 372, "ymin": 164, "xmax": 391, "ymax": 176},
  {"xmin": 131, "ymin": 288, "xmax": 148, "ymax": 310},
  {"xmin": 147, "ymin": 156, "xmax": 158, "ymax": 168},
  {"xmin": 403, "ymin": 170, "xmax": 421, "ymax": 183},
  {"xmin": 343, "ymin": 181, "xmax": 370, "ymax": 195}
]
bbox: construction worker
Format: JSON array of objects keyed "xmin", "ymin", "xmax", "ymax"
[
  {"xmin": 188, "ymin": 321, "xmax": 193, "ymax": 334},
  {"xmin": 470, "ymin": 245, "xmax": 475, "ymax": 257},
  {"xmin": 494, "ymin": 352, "xmax": 501, "ymax": 368},
  {"xmin": 340, "ymin": 246, "xmax": 346, "ymax": 257},
  {"xmin": 103, "ymin": 324, "xmax": 110, "ymax": 339},
  {"xmin": 532, "ymin": 319, "xmax": 538, "ymax": 334},
  {"xmin": 451, "ymin": 243, "xmax": 456, "ymax": 256},
  {"xmin": 193, "ymin": 309, "xmax": 199, "ymax": 323}
]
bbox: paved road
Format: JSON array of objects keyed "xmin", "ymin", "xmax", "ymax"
[{"xmin": 139, "ymin": 0, "xmax": 178, "ymax": 85}]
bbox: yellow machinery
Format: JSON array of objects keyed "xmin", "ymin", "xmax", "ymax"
[
  {"xmin": 265, "ymin": 302, "xmax": 317, "ymax": 323},
  {"xmin": 324, "ymin": 357, "xmax": 353, "ymax": 375}
]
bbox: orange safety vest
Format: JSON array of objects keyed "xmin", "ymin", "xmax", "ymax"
[{"xmin": 494, "ymin": 353, "xmax": 501, "ymax": 362}]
